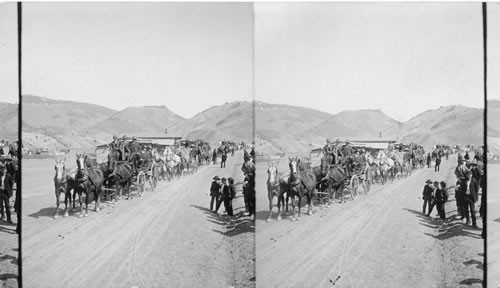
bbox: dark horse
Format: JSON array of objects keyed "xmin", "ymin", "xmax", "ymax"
[
  {"xmin": 287, "ymin": 157, "xmax": 316, "ymax": 221},
  {"xmin": 320, "ymin": 156, "xmax": 347, "ymax": 204},
  {"xmin": 75, "ymin": 153, "xmax": 104, "ymax": 217},
  {"xmin": 108, "ymin": 156, "xmax": 137, "ymax": 199}
]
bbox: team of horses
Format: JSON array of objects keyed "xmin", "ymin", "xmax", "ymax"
[
  {"xmin": 266, "ymin": 146, "xmax": 428, "ymax": 222},
  {"xmin": 52, "ymin": 143, "xmax": 220, "ymax": 219}
]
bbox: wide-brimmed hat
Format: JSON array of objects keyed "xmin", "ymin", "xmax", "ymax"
[
  {"xmin": 3, "ymin": 155, "xmax": 12, "ymax": 160},
  {"xmin": 335, "ymin": 138, "xmax": 341, "ymax": 143},
  {"xmin": 213, "ymin": 176, "xmax": 220, "ymax": 180},
  {"xmin": 426, "ymin": 179, "xmax": 432, "ymax": 184},
  {"xmin": 469, "ymin": 160, "xmax": 478, "ymax": 166}
]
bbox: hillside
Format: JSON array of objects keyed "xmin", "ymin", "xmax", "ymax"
[
  {"xmin": 398, "ymin": 105, "xmax": 484, "ymax": 149},
  {"xmin": 0, "ymin": 102, "xmax": 18, "ymax": 141},
  {"xmin": 22, "ymin": 95, "xmax": 116, "ymax": 132},
  {"xmin": 22, "ymin": 95, "xmax": 253, "ymax": 151},
  {"xmin": 86, "ymin": 105, "xmax": 186, "ymax": 137},
  {"xmin": 254, "ymin": 102, "xmax": 484, "ymax": 155},
  {"xmin": 20, "ymin": 95, "xmax": 485, "ymax": 155}
]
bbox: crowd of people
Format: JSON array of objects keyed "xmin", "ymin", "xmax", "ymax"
[
  {"xmin": 421, "ymin": 146, "xmax": 485, "ymax": 237},
  {"xmin": 209, "ymin": 145, "xmax": 255, "ymax": 217}
]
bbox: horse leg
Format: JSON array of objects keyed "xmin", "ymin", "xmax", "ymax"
[
  {"xmin": 63, "ymin": 190, "xmax": 70, "ymax": 217},
  {"xmin": 296, "ymin": 193, "xmax": 302, "ymax": 220},
  {"xmin": 267, "ymin": 191, "xmax": 273, "ymax": 222},
  {"xmin": 290, "ymin": 194, "xmax": 297, "ymax": 221},
  {"xmin": 72, "ymin": 191, "xmax": 77, "ymax": 211},
  {"xmin": 307, "ymin": 192, "xmax": 313, "ymax": 216},
  {"xmin": 54, "ymin": 187, "xmax": 60, "ymax": 219},
  {"xmin": 78, "ymin": 190, "xmax": 84, "ymax": 218},
  {"xmin": 277, "ymin": 194, "xmax": 283, "ymax": 221},
  {"xmin": 84, "ymin": 190, "xmax": 89, "ymax": 217},
  {"xmin": 94, "ymin": 186, "xmax": 101, "ymax": 212}
]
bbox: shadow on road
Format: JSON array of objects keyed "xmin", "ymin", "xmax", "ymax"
[
  {"xmin": 0, "ymin": 254, "xmax": 17, "ymax": 265},
  {"xmin": 191, "ymin": 204, "xmax": 254, "ymax": 237},
  {"xmin": 459, "ymin": 278, "xmax": 483, "ymax": 285},
  {"xmin": 28, "ymin": 207, "xmax": 57, "ymax": 218},
  {"xmin": 403, "ymin": 208, "xmax": 482, "ymax": 240},
  {"xmin": 0, "ymin": 273, "xmax": 17, "ymax": 282}
]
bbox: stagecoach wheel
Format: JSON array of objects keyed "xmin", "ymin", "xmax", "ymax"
[
  {"xmin": 350, "ymin": 175, "xmax": 359, "ymax": 200},
  {"xmin": 137, "ymin": 171, "xmax": 146, "ymax": 196}
]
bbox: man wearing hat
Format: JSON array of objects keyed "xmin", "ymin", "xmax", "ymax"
[
  {"xmin": 455, "ymin": 158, "xmax": 470, "ymax": 182},
  {"xmin": 210, "ymin": 176, "xmax": 222, "ymax": 211},
  {"xmin": 0, "ymin": 163, "xmax": 14, "ymax": 224},
  {"xmin": 219, "ymin": 177, "xmax": 233, "ymax": 215},
  {"xmin": 462, "ymin": 171, "xmax": 479, "ymax": 228},
  {"xmin": 342, "ymin": 140, "xmax": 354, "ymax": 177},
  {"xmin": 128, "ymin": 137, "xmax": 141, "ymax": 155},
  {"xmin": 422, "ymin": 179, "xmax": 434, "ymax": 215},
  {"xmin": 334, "ymin": 138, "xmax": 343, "ymax": 165}
]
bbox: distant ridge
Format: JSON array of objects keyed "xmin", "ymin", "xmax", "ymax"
[{"xmin": 20, "ymin": 95, "xmax": 484, "ymax": 154}]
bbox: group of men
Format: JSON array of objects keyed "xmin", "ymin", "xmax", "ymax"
[
  {"xmin": 323, "ymin": 138, "xmax": 364, "ymax": 177},
  {"xmin": 209, "ymin": 176, "xmax": 237, "ymax": 216},
  {"xmin": 454, "ymin": 154, "xmax": 485, "ymax": 233},
  {"xmin": 109, "ymin": 135, "xmax": 144, "ymax": 161}
]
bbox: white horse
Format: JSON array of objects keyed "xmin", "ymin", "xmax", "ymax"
[{"xmin": 164, "ymin": 147, "xmax": 181, "ymax": 180}]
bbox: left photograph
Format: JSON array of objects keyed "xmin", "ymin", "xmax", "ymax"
[
  {"xmin": 0, "ymin": 2, "xmax": 20, "ymax": 288},
  {"xmin": 21, "ymin": 3, "xmax": 255, "ymax": 288}
]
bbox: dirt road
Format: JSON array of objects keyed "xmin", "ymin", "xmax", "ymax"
[
  {"xmin": 256, "ymin": 154, "xmax": 483, "ymax": 288},
  {"xmin": 488, "ymin": 161, "xmax": 500, "ymax": 287},
  {"xmin": 22, "ymin": 151, "xmax": 254, "ymax": 288}
]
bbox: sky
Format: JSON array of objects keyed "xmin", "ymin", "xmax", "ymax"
[
  {"xmin": 488, "ymin": 2, "xmax": 500, "ymax": 101},
  {"xmin": 22, "ymin": 3, "xmax": 253, "ymax": 118},
  {"xmin": 0, "ymin": 3, "xmax": 18, "ymax": 104},
  {"xmin": 255, "ymin": 2, "xmax": 487, "ymax": 122}
]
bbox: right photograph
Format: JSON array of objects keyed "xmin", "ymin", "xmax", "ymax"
[
  {"xmin": 254, "ymin": 3, "xmax": 485, "ymax": 288},
  {"xmin": 487, "ymin": 3, "xmax": 500, "ymax": 288}
]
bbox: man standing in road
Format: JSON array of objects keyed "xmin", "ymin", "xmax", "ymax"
[
  {"xmin": 221, "ymin": 151, "xmax": 227, "ymax": 168},
  {"xmin": 221, "ymin": 177, "xmax": 234, "ymax": 216},
  {"xmin": 210, "ymin": 176, "xmax": 222, "ymax": 212},
  {"xmin": 434, "ymin": 155, "xmax": 441, "ymax": 172},
  {"xmin": 422, "ymin": 179, "xmax": 434, "ymax": 215},
  {"xmin": 462, "ymin": 172, "xmax": 479, "ymax": 228},
  {"xmin": 0, "ymin": 164, "xmax": 14, "ymax": 224}
]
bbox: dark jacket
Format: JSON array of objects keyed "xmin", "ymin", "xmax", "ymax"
[
  {"xmin": 462, "ymin": 178, "xmax": 480, "ymax": 203},
  {"xmin": 435, "ymin": 157, "xmax": 441, "ymax": 165},
  {"xmin": 435, "ymin": 188, "xmax": 448, "ymax": 203},
  {"xmin": 221, "ymin": 184, "xmax": 232, "ymax": 200},
  {"xmin": 422, "ymin": 185, "xmax": 433, "ymax": 200},
  {"xmin": 210, "ymin": 181, "xmax": 221, "ymax": 197},
  {"xmin": 129, "ymin": 141, "xmax": 141, "ymax": 153},
  {"xmin": 0, "ymin": 173, "xmax": 14, "ymax": 198},
  {"xmin": 342, "ymin": 144, "xmax": 354, "ymax": 157}
]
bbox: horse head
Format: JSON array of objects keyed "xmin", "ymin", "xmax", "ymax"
[
  {"xmin": 76, "ymin": 153, "xmax": 86, "ymax": 172},
  {"xmin": 55, "ymin": 158, "xmax": 66, "ymax": 180},
  {"xmin": 267, "ymin": 161, "xmax": 278, "ymax": 185},
  {"xmin": 289, "ymin": 156, "xmax": 298, "ymax": 176}
]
